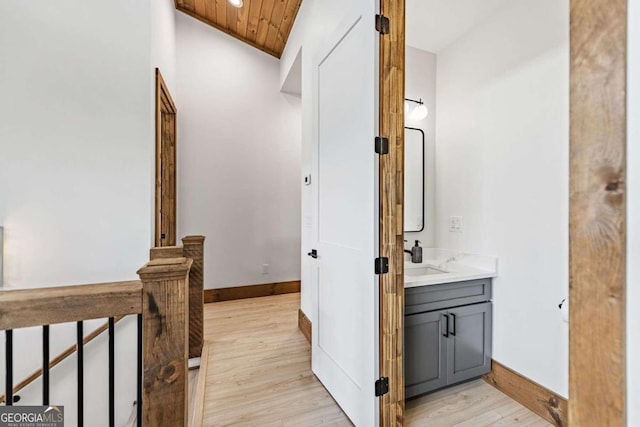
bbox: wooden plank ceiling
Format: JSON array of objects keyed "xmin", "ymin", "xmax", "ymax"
[{"xmin": 175, "ymin": 0, "xmax": 302, "ymax": 58}]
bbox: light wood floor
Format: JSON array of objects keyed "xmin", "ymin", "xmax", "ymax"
[
  {"xmin": 198, "ymin": 293, "xmax": 550, "ymax": 427},
  {"xmin": 406, "ymin": 381, "xmax": 551, "ymax": 426},
  {"xmin": 200, "ymin": 293, "xmax": 351, "ymax": 426}
]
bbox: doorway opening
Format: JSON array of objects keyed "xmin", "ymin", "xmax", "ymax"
[{"xmin": 380, "ymin": 0, "xmax": 627, "ymax": 425}]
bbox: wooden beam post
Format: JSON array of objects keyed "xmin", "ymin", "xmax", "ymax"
[
  {"xmin": 379, "ymin": 0, "xmax": 406, "ymax": 425},
  {"xmin": 570, "ymin": 0, "xmax": 627, "ymax": 425},
  {"xmin": 150, "ymin": 246, "xmax": 184, "ymax": 260},
  {"xmin": 182, "ymin": 235, "xmax": 205, "ymax": 359},
  {"xmin": 138, "ymin": 257, "xmax": 192, "ymax": 427}
]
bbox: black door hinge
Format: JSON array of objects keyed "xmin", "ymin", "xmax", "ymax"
[
  {"xmin": 375, "ymin": 136, "xmax": 389, "ymax": 155},
  {"xmin": 375, "ymin": 14, "xmax": 390, "ymax": 34},
  {"xmin": 375, "ymin": 257, "xmax": 389, "ymax": 275},
  {"xmin": 375, "ymin": 377, "xmax": 389, "ymax": 397}
]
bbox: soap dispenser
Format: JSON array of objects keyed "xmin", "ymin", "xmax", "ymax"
[{"xmin": 411, "ymin": 240, "xmax": 422, "ymax": 264}]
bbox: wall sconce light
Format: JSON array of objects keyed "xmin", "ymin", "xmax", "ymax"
[{"xmin": 405, "ymin": 98, "xmax": 429, "ymax": 121}]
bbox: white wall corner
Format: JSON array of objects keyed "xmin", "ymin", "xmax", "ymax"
[
  {"xmin": 279, "ymin": 0, "xmax": 310, "ymax": 89},
  {"xmin": 281, "ymin": 46, "xmax": 302, "ymax": 96}
]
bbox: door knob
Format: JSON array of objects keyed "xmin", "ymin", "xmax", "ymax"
[{"xmin": 307, "ymin": 249, "xmax": 318, "ymax": 259}]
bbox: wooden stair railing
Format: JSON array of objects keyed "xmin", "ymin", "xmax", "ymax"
[
  {"xmin": 0, "ymin": 256, "xmax": 194, "ymax": 427},
  {"xmin": 150, "ymin": 235, "xmax": 205, "ymax": 360}
]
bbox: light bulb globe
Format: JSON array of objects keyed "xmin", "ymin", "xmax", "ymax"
[{"xmin": 411, "ymin": 104, "xmax": 429, "ymax": 121}]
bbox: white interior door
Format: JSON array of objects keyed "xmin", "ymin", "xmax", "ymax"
[{"xmin": 310, "ymin": 2, "xmax": 379, "ymax": 426}]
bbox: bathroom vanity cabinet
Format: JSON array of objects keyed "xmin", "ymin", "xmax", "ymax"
[{"xmin": 405, "ymin": 279, "xmax": 493, "ymax": 399}]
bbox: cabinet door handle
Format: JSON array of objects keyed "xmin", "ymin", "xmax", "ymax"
[
  {"xmin": 442, "ymin": 314, "xmax": 449, "ymax": 338},
  {"xmin": 450, "ymin": 313, "xmax": 456, "ymax": 336}
]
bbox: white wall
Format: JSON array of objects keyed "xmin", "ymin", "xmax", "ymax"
[
  {"xmin": 0, "ymin": 0, "xmax": 156, "ymax": 425},
  {"xmin": 627, "ymin": 0, "xmax": 639, "ymax": 423},
  {"xmin": 434, "ymin": 0, "xmax": 570, "ymax": 396},
  {"xmin": 405, "ymin": 46, "xmax": 437, "ymax": 247},
  {"xmin": 0, "ymin": 1, "xmax": 153, "ymax": 289},
  {"xmin": 176, "ymin": 13, "xmax": 301, "ymax": 289},
  {"xmin": 150, "ymin": 0, "xmax": 177, "ymax": 252},
  {"xmin": 151, "ymin": 0, "xmax": 177, "ymax": 95},
  {"xmin": 280, "ymin": 0, "xmax": 361, "ymax": 317}
]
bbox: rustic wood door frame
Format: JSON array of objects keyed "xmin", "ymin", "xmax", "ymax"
[
  {"xmin": 379, "ymin": 0, "xmax": 405, "ymax": 425},
  {"xmin": 569, "ymin": 0, "xmax": 627, "ymax": 425},
  {"xmin": 155, "ymin": 69, "xmax": 178, "ymax": 247},
  {"xmin": 380, "ymin": 0, "xmax": 628, "ymax": 425}
]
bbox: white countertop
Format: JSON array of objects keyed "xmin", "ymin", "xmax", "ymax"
[{"xmin": 404, "ymin": 248, "xmax": 498, "ymax": 288}]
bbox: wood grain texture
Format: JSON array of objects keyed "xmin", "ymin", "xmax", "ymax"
[
  {"xmin": 150, "ymin": 246, "xmax": 184, "ymax": 259},
  {"xmin": 203, "ymin": 280, "xmax": 300, "ymax": 303},
  {"xmin": 155, "ymin": 68, "xmax": 178, "ymax": 248},
  {"xmin": 0, "ymin": 281, "xmax": 142, "ymax": 330},
  {"xmin": 175, "ymin": 0, "xmax": 301, "ymax": 58},
  {"xmin": 483, "ymin": 360, "xmax": 567, "ymax": 426},
  {"xmin": 182, "ymin": 236, "xmax": 206, "ymax": 359},
  {"xmin": 297, "ymin": 308, "xmax": 311, "ymax": 344},
  {"xmin": 569, "ymin": 0, "xmax": 627, "ymax": 425},
  {"xmin": 190, "ymin": 343, "xmax": 210, "ymax": 427},
  {"xmin": 255, "ymin": 0, "xmax": 275, "ymax": 47},
  {"xmin": 407, "ymin": 379, "xmax": 552, "ymax": 427},
  {"xmin": 149, "ymin": 237, "xmax": 206, "ymax": 360},
  {"xmin": 138, "ymin": 257, "xmax": 192, "ymax": 427},
  {"xmin": 246, "ymin": 0, "xmax": 264, "ymax": 43},
  {"xmin": 379, "ymin": 1, "xmax": 405, "ymax": 426},
  {"xmin": 200, "ymin": 293, "xmax": 352, "ymax": 425}
]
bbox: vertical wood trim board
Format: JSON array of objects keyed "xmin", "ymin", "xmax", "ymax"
[
  {"xmin": 569, "ymin": 0, "xmax": 627, "ymax": 425},
  {"xmin": 155, "ymin": 68, "xmax": 178, "ymax": 247},
  {"xmin": 183, "ymin": 236, "xmax": 206, "ymax": 359},
  {"xmin": 297, "ymin": 309, "xmax": 312, "ymax": 345},
  {"xmin": 484, "ymin": 360, "xmax": 568, "ymax": 427},
  {"xmin": 203, "ymin": 281, "xmax": 301, "ymax": 303},
  {"xmin": 379, "ymin": 1, "xmax": 406, "ymax": 426},
  {"xmin": 190, "ymin": 344, "xmax": 210, "ymax": 427}
]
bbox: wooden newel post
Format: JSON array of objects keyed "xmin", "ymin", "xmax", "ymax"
[
  {"xmin": 137, "ymin": 257, "xmax": 193, "ymax": 427},
  {"xmin": 182, "ymin": 235, "xmax": 205, "ymax": 359}
]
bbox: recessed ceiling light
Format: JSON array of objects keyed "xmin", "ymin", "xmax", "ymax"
[{"xmin": 228, "ymin": 0, "xmax": 243, "ymax": 7}]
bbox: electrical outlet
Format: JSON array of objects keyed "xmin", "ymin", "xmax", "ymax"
[
  {"xmin": 449, "ymin": 216, "xmax": 463, "ymax": 233},
  {"xmin": 262, "ymin": 264, "xmax": 269, "ymax": 275}
]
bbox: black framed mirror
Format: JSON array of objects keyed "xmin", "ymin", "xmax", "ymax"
[{"xmin": 404, "ymin": 127, "xmax": 425, "ymax": 232}]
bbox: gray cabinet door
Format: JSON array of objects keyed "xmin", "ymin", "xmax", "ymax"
[
  {"xmin": 446, "ymin": 302, "xmax": 492, "ymax": 384},
  {"xmin": 405, "ymin": 310, "xmax": 448, "ymax": 398}
]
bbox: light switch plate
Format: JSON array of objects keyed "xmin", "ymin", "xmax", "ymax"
[{"xmin": 449, "ymin": 216, "xmax": 463, "ymax": 233}]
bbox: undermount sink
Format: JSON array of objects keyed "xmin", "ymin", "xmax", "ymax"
[{"xmin": 404, "ymin": 265, "xmax": 448, "ymax": 277}]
